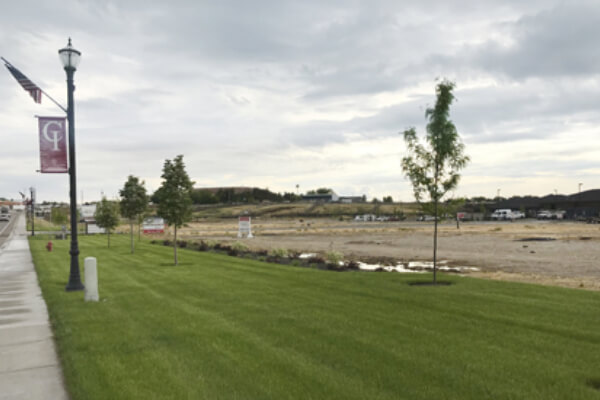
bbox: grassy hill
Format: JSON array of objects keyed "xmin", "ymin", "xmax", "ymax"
[
  {"xmin": 30, "ymin": 235, "xmax": 600, "ymax": 399},
  {"xmin": 192, "ymin": 201, "xmax": 420, "ymax": 219}
]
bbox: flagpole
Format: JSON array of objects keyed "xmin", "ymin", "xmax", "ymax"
[
  {"xmin": 1, "ymin": 56, "xmax": 67, "ymax": 114},
  {"xmin": 40, "ymin": 88, "xmax": 67, "ymax": 114}
]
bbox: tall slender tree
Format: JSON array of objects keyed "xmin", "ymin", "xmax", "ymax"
[
  {"xmin": 119, "ymin": 175, "xmax": 148, "ymax": 254},
  {"xmin": 94, "ymin": 197, "xmax": 120, "ymax": 248},
  {"xmin": 155, "ymin": 155, "xmax": 194, "ymax": 265},
  {"xmin": 401, "ymin": 80, "xmax": 469, "ymax": 284}
]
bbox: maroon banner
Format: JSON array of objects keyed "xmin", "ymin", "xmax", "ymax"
[{"xmin": 38, "ymin": 117, "xmax": 68, "ymax": 173}]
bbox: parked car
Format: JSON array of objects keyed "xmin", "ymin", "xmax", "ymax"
[
  {"xmin": 553, "ymin": 210, "xmax": 566, "ymax": 220},
  {"xmin": 512, "ymin": 211, "xmax": 526, "ymax": 219},
  {"xmin": 354, "ymin": 214, "xmax": 376, "ymax": 222},
  {"xmin": 491, "ymin": 209, "xmax": 515, "ymax": 221},
  {"xmin": 0, "ymin": 213, "xmax": 10, "ymax": 221},
  {"xmin": 537, "ymin": 210, "xmax": 553, "ymax": 220},
  {"xmin": 417, "ymin": 215, "xmax": 438, "ymax": 222}
]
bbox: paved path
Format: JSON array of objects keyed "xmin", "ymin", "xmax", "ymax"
[{"xmin": 0, "ymin": 213, "xmax": 68, "ymax": 400}]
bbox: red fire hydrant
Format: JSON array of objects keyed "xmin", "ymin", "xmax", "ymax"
[{"xmin": 46, "ymin": 241, "xmax": 53, "ymax": 252}]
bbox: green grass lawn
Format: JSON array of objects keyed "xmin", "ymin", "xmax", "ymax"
[{"xmin": 30, "ymin": 235, "xmax": 600, "ymax": 400}]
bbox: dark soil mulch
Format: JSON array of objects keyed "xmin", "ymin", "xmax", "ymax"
[
  {"xmin": 515, "ymin": 237, "xmax": 556, "ymax": 242},
  {"xmin": 408, "ymin": 281, "xmax": 453, "ymax": 286}
]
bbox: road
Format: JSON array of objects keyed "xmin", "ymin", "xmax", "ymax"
[{"xmin": 0, "ymin": 211, "xmax": 18, "ymax": 247}]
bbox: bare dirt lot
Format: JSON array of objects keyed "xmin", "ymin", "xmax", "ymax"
[{"xmin": 163, "ymin": 218, "xmax": 600, "ymax": 291}]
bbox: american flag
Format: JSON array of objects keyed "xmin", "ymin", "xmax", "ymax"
[{"xmin": 3, "ymin": 60, "xmax": 42, "ymax": 104}]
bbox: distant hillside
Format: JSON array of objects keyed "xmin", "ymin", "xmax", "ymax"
[
  {"xmin": 191, "ymin": 187, "xmax": 299, "ymax": 204},
  {"xmin": 192, "ymin": 202, "xmax": 419, "ymax": 219}
]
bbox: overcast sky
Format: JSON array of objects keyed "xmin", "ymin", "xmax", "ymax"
[{"xmin": 1, "ymin": 0, "xmax": 599, "ymax": 202}]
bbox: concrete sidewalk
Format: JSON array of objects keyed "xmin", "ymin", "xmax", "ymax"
[{"xmin": 0, "ymin": 214, "xmax": 68, "ymax": 400}]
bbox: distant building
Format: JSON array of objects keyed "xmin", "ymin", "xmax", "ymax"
[
  {"xmin": 488, "ymin": 189, "xmax": 600, "ymax": 219},
  {"xmin": 302, "ymin": 192, "xmax": 339, "ymax": 202},
  {"xmin": 78, "ymin": 204, "xmax": 105, "ymax": 234},
  {"xmin": 338, "ymin": 196, "xmax": 365, "ymax": 203},
  {"xmin": 198, "ymin": 186, "xmax": 255, "ymax": 194},
  {"xmin": 302, "ymin": 192, "xmax": 368, "ymax": 203},
  {"xmin": 0, "ymin": 200, "xmax": 25, "ymax": 210}
]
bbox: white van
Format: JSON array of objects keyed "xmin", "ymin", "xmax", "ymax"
[{"xmin": 491, "ymin": 209, "xmax": 515, "ymax": 221}]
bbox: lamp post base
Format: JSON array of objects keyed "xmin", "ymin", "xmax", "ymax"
[
  {"xmin": 65, "ymin": 282, "xmax": 85, "ymax": 292},
  {"xmin": 65, "ymin": 248, "xmax": 84, "ymax": 292}
]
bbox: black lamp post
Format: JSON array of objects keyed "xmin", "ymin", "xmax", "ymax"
[
  {"xmin": 59, "ymin": 38, "xmax": 84, "ymax": 292},
  {"xmin": 30, "ymin": 186, "xmax": 35, "ymax": 237}
]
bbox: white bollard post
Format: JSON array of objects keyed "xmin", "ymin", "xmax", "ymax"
[{"xmin": 84, "ymin": 257, "xmax": 99, "ymax": 302}]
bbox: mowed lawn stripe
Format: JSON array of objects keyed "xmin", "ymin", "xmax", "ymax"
[{"xmin": 30, "ymin": 235, "xmax": 600, "ymax": 399}]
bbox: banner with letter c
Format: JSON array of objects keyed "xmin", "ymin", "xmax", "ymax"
[{"xmin": 37, "ymin": 116, "xmax": 68, "ymax": 173}]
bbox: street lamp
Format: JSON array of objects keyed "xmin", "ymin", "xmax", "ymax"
[{"xmin": 59, "ymin": 38, "xmax": 84, "ymax": 292}]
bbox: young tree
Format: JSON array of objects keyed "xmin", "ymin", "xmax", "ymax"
[
  {"xmin": 94, "ymin": 197, "xmax": 120, "ymax": 248},
  {"xmin": 401, "ymin": 80, "xmax": 469, "ymax": 284},
  {"xmin": 119, "ymin": 175, "xmax": 148, "ymax": 254},
  {"xmin": 50, "ymin": 206, "xmax": 68, "ymax": 226},
  {"xmin": 155, "ymin": 155, "xmax": 195, "ymax": 265}
]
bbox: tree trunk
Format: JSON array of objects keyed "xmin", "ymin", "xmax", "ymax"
[
  {"xmin": 433, "ymin": 165, "xmax": 439, "ymax": 285},
  {"xmin": 173, "ymin": 225, "xmax": 178, "ymax": 266},
  {"xmin": 107, "ymin": 231, "xmax": 111, "ymax": 248},
  {"xmin": 130, "ymin": 221, "xmax": 134, "ymax": 254},
  {"xmin": 433, "ymin": 200, "xmax": 438, "ymax": 285}
]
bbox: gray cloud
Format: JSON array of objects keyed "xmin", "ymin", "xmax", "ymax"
[{"xmin": 2, "ymin": 0, "xmax": 600, "ymax": 201}]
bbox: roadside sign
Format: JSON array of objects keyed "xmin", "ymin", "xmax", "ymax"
[
  {"xmin": 143, "ymin": 217, "xmax": 165, "ymax": 234},
  {"xmin": 238, "ymin": 216, "xmax": 253, "ymax": 238}
]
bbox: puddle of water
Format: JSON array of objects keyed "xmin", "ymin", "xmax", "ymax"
[
  {"xmin": 297, "ymin": 253, "xmax": 479, "ymax": 273},
  {"xmin": 298, "ymin": 253, "xmax": 317, "ymax": 259},
  {"xmin": 359, "ymin": 260, "xmax": 479, "ymax": 273}
]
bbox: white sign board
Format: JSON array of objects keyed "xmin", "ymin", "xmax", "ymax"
[
  {"xmin": 238, "ymin": 216, "xmax": 253, "ymax": 238},
  {"xmin": 86, "ymin": 223, "xmax": 105, "ymax": 234},
  {"xmin": 143, "ymin": 217, "xmax": 165, "ymax": 234},
  {"xmin": 80, "ymin": 204, "xmax": 97, "ymax": 219}
]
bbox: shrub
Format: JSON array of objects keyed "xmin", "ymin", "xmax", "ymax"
[
  {"xmin": 231, "ymin": 241, "xmax": 249, "ymax": 253},
  {"xmin": 325, "ymin": 251, "xmax": 344, "ymax": 266},
  {"xmin": 268, "ymin": 248, "xmax": 288, "ymax": 258}
]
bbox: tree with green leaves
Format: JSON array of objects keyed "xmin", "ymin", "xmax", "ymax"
[
  {"xmin": 306, "ymin": 188, "xmax": 334, "ymax": 195},
  {"xmin": 119, "ymin": 175, "xmax": 148, "ymax": 254},
  {"xmin": 401, "ymin": 80, "xmax": 469, "ymax": 284},
  {"xmin": 155, "ymin": 155, "xmax": 195, "ymax": 265},
  {"xmin": 50, "ymin": 206, "xmax": 68, "ymax": 226},
  {"xmin": 94, "ymin": 197, "xmax": 120, "ymax": 248}
]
